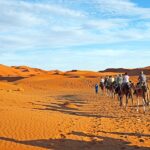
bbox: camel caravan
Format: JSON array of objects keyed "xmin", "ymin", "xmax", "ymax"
[{"xmin": 96, "ymin": 71, "xmax": 150, "ymax": 113}]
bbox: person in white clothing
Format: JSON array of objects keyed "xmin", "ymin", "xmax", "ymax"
[
  {"xmin": 111, "ymin": 76, "xmax": 115, "ymax": 83},
  {"xmin": 122, "ymin": 72, "xmax": 130, "ymax": 90},
  {"xmin": 123, "ymin": 72, "xmax": 129, "ymax": 83},
  {"xmin": 107, "ymin": 76, "xmax": 115, "ymax": 87},
  {"xmin": 100, "ymin": 77, "xmax": 105, "ymax": 83}
]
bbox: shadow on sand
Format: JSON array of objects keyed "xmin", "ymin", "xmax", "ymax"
[
  {"xmin": 32, "ymin": 94, "xmax": 117, "ymax": 119},
  {"xmin": 0, "ymin": 76, "xmax": 26, "ymax": 82},
  {"xmin": 57, "ymin": 94, "xmax": 86, "ymax": 105},
  {"xmin": 97, "ymin": 130, "xmax": 150, "ymax": 138},
  {"xmin": 0, "ymin": 131, "xmax": 149, "ymax": 150}
]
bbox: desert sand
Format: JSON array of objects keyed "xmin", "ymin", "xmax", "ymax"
[{"xmin": 0, "ymin": 65, "xmax": 150, "ymax": 150}]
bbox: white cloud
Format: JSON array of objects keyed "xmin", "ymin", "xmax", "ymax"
[
  {"xmin": 92, "ymin": 0, "xmax": 150, "ymax": 19},
  {"xmin": 0, "ymin": 0, "xmax": 149, "ymax": 70},
  {"xmin": 0, "ymin": 0, "xmax": 150, "ymax": 51},
  {"xmin": 83, "ymin": 19, "xmax": 126, "ymax": 30}
]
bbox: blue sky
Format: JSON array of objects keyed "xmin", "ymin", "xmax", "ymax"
[{"xmin": 0, "ymin": 0, "xmax": 150, "ymax": 71}]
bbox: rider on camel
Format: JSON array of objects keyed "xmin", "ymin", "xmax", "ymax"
[
  {"xmin": 100, "ymin": 77, "xmax": 105, "ymax": 84},
  {"xmin": 115, "ymin": 74, "xmax": 123, "ymax": 93},
  {"xmin": 117, "ymin": 74, "xmax": 123, "ymax": 86},
  {"xmin": 100, "ymin": 77, "xmax": 105, "ymax": 86},
  {"xmin": 123, "ymin": 72, "xmax": 130, "ymax": 88},
  {"xmin": 104, "ymin": 76, "xmax": 109, "ymax": 87},
  {"xmin": 108, "ymin": 76, "xmax": 114, "ymax": 86},
  {"xmin": 138, "ymin": 71, "xmax": 149, "ymax": 91},
  {"xmin": 138, "ymin": 71, "xmax": 146, "ymax": 85}
]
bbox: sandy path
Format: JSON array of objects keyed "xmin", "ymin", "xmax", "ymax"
[{"xmin": 0, "ymin": 82, "xmax": 150, "ymax": 150}]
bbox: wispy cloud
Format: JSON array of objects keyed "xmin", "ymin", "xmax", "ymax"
[
  {"xmin": 92, "ymin": 0, "xmax": 150, "ymax": 19},
  {"xmin": 0, "ymin": 0, "xmax": 150, "ymax": 48},
  {"xmin": 0, "ymin": 0, "xmax": 149, "ymax": 69}
]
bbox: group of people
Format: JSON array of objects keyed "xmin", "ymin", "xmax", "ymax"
[
  {"xmin": 95, "ymin": 71, "xmax": 148, "ymax": 94},
  {"xmin": 95, "ymin": 71, "xmax": 149, "ymax": 112}
]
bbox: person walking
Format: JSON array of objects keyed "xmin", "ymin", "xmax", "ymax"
[{"xmin": 95, "ymin": 83, "xmax": 99, "ymax": 94}]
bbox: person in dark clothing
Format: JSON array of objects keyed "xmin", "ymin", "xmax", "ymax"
[{"xmin": 95, "ymin": 83, "xmax": 99, "ymax": 94}]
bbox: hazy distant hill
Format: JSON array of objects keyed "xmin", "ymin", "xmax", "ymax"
[
  {"xmin": 0, "ymin": 64, "xmax": 150, "ymax": 77},
  {"xmin": 100, "ymin": 66, "xmax": 150, "ymax": 75}
]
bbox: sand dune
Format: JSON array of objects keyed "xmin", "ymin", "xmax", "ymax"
[
  {"xmin": 0, "ymin": 64, "xmax": 20, "ymax": 76},
  {"xmin": 2, "ymin": 64, "xmax": 149, "ymax": 78},
  {"xmin": 0, "ymin": 64, "xmax": 150, "ymax": 150},
  {"xmin": 101, "ymin": 66, "xmax": 150, "ymax": 76},
  {"xmin": 12, "ymin": 66, "xmax": 48, "ymax": 76},
  {"xmin": 0, "ymin": 64, "xmax": 48, "ymax": 78},
  {"xmin": 64, "ymin": 70, "xmax": 119, "ymax": 78}
]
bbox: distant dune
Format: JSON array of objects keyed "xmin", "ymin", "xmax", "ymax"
[
  {"xmin": 0, "ymin": 64, "xmax": 150, "ymax": 78},
  {"xmin": 0, "ymin": 64, "xmax": 48, "ymax": 77},
  {"xmin": 0, "ymin": 64, "xmax": 20, "ymax": 76},
  {"xmin": 0, "ymin": 64, "xmax": 118, "ymax": 78},
  {"xmin": 100, "ymin": 66, "xmax": 150, "ymax": 76}
]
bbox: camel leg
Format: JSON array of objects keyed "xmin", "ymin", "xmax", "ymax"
[
  {"xmin": 107, "ymin": 89, "xmax": 109, "ymax": 97},
  {"xmin": 117, "ymin": 95, "xmax": 120, "ymax": 101},
  {"xmin": 111, "ymin": 91, "xmax": 113, "ymax": 98},
  {"xmin": 101, "ymin": 91, "xmax": 103, "ymax": 96},
  {"xmin": 113, "ymin": 91, "xmax": 116, "ymax": 99},
  {"xmin": 105, "ymin": 88, "xmax": 108, "ymax": 97},
  {"xmin": 112, "ymin": 89, "xmax": 114, "ymax": 99},
  {"xmin": 119, "ymin": 96, "xmax": 122, "ymax": 106},
  {"xmin": 144, "ymin": 98, "xmax": 147, "ymax": 106},
  {"xmin": 105, "ymin": 89, "xmax": 107, "ymax": 96},
  {"xmin": 102, "ymin": 88, "xmax": 104, "ymax": 96},
  {"xmin": 137, "ymin": 97, "xmax": 139, "ymax": 112},
  {"xmin": 112, "ymin": 90, "xmax": 115, "ymax": 99},
  {"xmin": 102, "ymin": 89, "xmax": 104, "ymax": 96},
  {"xmin": 142, "ymin": 98, "xmax": 146, "ymax": 113},
  {"xmin": 109, "ymin": 90, "xmax": 111, "ymax": 98},
  {"xmin": 110, "ymin": 91, "xmax": 112, "ymax": 98},
  {"xmin": 147, "ymin": 92, "xmax": 150, "ymax": 110},
  {"xmin": 131, "ymin": 94, "xmax": 133, "ymax": 106},
  {"xmin": 129, "ymin": 91, "xmax": 133, "ymax": 106},
  {"xmin": 125, "ymin": 95, "xmax": 128, "ymax": 108},
  {"xmin": 106, "ymin": 89, "xmax": 109, "ymax": 97},
  {"xmin": 111, "ymin": 91, "xmax": 113, "ymax": 99},
  {"xmin": 107, "ymin": 89, "xmax": 109, "ymax": 96},
  {"xmin": 122, "ymin": 96, "xmax": 125, "ymax": 107},
  {"xmin": 147, "ymin": 91, "xmax": 150, "ymax": 106},
  {"xmin": 100, "ymin": 87, "xmax": 103, "ymax": 96},
  {"xmin": 107, "ymin": 90, "xmax": 109, "ymax": 97},
  {"xmin": 143, "ymin": 91, "xmax": 147, "ymax": 105},
  {"xmin": 113, "ymin": 92, "xmax": 115, "ymax": 99},
  {"xmin": 105, "ymin": 89, "xmax": 108, "ymax": 96},
  {"xmin": 103, "ymin": 88, "xmax": 105, "ymax": 96}
]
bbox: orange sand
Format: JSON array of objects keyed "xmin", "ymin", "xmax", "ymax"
[{"xmin": 0, "ymin": 65, "xmax": 150, "ymax": 150}]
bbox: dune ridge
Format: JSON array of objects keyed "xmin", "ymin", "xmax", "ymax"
[{"xmin": 1, "ymin": 64, "xmax": 150, "ymax": 78}]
